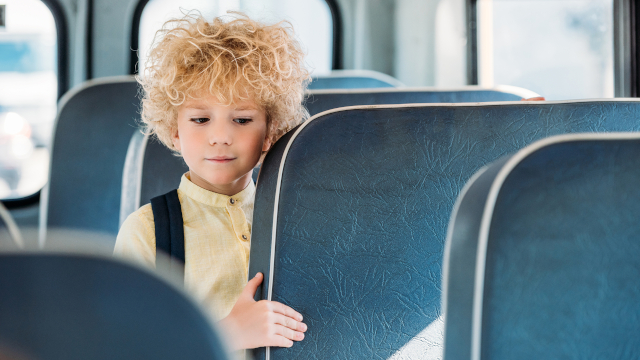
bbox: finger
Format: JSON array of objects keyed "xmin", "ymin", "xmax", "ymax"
[
  {"xmin": 270, "ymin": 301, "xmax": 303, "ymax": 322},
  {"xmin": 268, "ymin": 335, "xmax": 294, "ymax": 348},
  {"xmin": 521, "ymin": 96, "xmax": 545, "ymax": 101},
  {"xmin": 241, "ymin": 272, "xmax": 264, "ymax": 298},
  {"xmin": 273, "ymin": 324, "xmax": 305, "ymax": 342},
  {"xmin": 272, "ymin": 313, "xmax": 307, "ymax": 332}
]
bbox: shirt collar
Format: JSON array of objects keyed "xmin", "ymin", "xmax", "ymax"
[{"xmin": 178, "ymin": 173, "xmax": 256, "ymax": 208}]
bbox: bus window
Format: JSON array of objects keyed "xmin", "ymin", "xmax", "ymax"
[
  {"xmin": 477, "ymin": 0, "xmax": 614, "ymax": 100},
  {"xmin": 137, "ymin": 0, "xmax": 332, "ymax": 76},
  {"xmin": 0, "ymin": 0, "xmax": 57, "ymax": 200}
]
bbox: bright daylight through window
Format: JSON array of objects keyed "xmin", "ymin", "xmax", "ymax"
[
  {"xmin": 138, "ymin": 0, "xmax": 333, "ymax": 76},
  {"xmin": 0, "ymin": 0, "xmax": 57, "ymax": 200},
  {"xmin": 477, "ymin": 0, "xmax": 613, "ymax": 100}
]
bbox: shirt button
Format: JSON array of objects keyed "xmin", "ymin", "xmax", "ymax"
[
  {"xmin": 229, "ymin": 198, "xmax": 235, "ymax": 205},
  {"xmin": 242, "ymin": 235, "xmax": 248, "ymax": 240}
]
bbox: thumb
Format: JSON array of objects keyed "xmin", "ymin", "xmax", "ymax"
[{"xmin": 241, "ymin": 272, "xmax": 264, "ymax": 299}]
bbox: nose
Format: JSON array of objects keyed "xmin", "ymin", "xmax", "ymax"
[{"xmin": 208, "ymin": 119, "xmax": 233, "ymax": 145}]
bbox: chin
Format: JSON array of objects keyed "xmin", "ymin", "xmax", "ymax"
[
  {"xmin": 204, "ymin": 173, "xmax": 245, "ymax": 186},
  {"xmin": 206, "ymin": 177, "xmax": 237, "ymax": 187}
]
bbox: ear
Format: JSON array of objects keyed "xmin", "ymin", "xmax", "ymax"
[
  {"xmin": 172, "ymin": 128, "xmax": 181, "ymax": 152},
  {"xmin": 262, "ymin": 136, "xmax": 272, "ymax": 152}
]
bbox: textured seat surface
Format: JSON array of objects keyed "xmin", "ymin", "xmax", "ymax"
[
  {"xmin": 304, "ymin": 86, "xmax": 537, "ymax": 116},
  {"xmin": 444, "ymin": 134, "xmax": 640, "ymax": 360},
  {"xmin": 249, "ymin": 100, "xmax": 640, "ymax": 360},
  {"xmin": 309, "ymin": 70, "xmax": 403, "ymax": 90},
  {"xmin": 0, "ymin": 252, "xmax": 229, "ymax": 360},
  {"xmin": 42, "ymin": 77, "xmax": 141, "ymax": 244}
]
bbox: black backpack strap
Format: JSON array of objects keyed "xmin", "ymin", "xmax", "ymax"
[{"xmin": 150, "ymin": 189, "xmax": 185, "ymax": 281}]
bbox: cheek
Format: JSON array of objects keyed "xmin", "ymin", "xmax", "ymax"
[
  {"xmin": 242, "ymin": 129, "xmax": 267, "ymax": 157},
  {"xmin": 175, "ymin": 126, "xmax": 203, "ymax": 157},
  {"xmin": 250, "ymin": 135, "xmax": 266, "ymax": 156}
]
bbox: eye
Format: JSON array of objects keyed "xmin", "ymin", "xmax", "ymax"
[
  {"xmin": 190, "ymin": 117, "xmax": 209, "ymax": 124},
  {"xmin": 234, "ymin": 118, "xmax": 252, "ymax": 125}
]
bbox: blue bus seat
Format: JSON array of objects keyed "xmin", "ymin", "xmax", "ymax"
[
  {"xmin": 304, "ymin": 85, "xmax": 539, "ymax": 116},
  {"xmin": 0, "ymin": 251, "xmax": 229, "ymax": 360},
  {"xmin": 248, "ymin": 100, "xmax": 640, "ymax": 359},
  {"xmin": 120, "ymin": 133, "xmax": 188, "ymax": 225},
  {"xmin": 443, "ymin": 134, "xmax": 640, "ymax": 359},
  {"xmin": 41, "ymin": 76, "xmax": 140, "ymax": 246},
  {"xmin": 309, "ymin": 69, "xmax": 404, "ymax": 90}
]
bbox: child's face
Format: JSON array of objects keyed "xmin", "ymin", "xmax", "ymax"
[{"xmin": 173, "ymin": 94, "xmax": 271, "ymax": 195}]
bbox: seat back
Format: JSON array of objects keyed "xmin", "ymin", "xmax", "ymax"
[
  {"xmin": 0, "ymin": 251, "xmax": 229, "ymax": 360},
  {"xmin": 120, "ymin": 133, "xmax": 188, "ymax": 225},
  {"xmin": 41, "ymin": 77, "xmax": 140, "ymax": 246},
  {"xmin": 444, "ymin": 134, "xmax": 640, "ymax": 359},
  {"xmin": 304, "ymin": 86, "xmax": 538, "ymax": 116},
  {"xmin": 309, "ymin": 69, "xmax": 403, "ymax": 90},
  {"xmin": 249, "ymin": 100, "xmax": 640, "ymax": 359}
]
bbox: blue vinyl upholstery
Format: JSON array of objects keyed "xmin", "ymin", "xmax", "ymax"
[
  {"xmin": 444, "ymin": 134, "xmax": 640, "ymax": 359},
  {"xmin": 0, "ymin": 252, "xmax": 229, "ymax": 360},
  {"xmin": 304, "ymin": 87, "xmax": 537, "ymax": 116},
  {"xmin": 249, "ymin": 100, "xmax": 640, "ymax": 359},
  {"xmin": 42, "ymin": 77, "xmax": 140, "ymax": 244},
  {"xmin": 308, "ymin": 70, "xmax": 403, "ymax": 90}
]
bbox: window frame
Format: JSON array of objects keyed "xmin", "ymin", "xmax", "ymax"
[
  {"xmin": 466, "ymin": 0, "xmax": 479, "ymax": 85},
  {"xmin": 41, "ymin": 0, "xmax": 69, "ymax": 100},
  {"xmin": 1, "ymin": 0, "xmax": 68, "ymax": 207},
  {"xmin": 466, "ymin": 0, "xmax": 625, "ymax": 95},
  {"xmin": 613, "ymin": 0, "xmax": 636, "ymax": 97},
  {"xmin": 128, "ymin": 0, "xmax": 343, "ymax": 74}
]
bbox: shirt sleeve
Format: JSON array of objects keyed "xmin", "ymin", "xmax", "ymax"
[{"xmin": 113, "ymin": 204, "xmax": 156, "ymax": 267}]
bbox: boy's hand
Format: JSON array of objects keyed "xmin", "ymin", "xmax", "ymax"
[
  {"xmin": 521, "ymin": 97, "xmax": 546, "ymax": 101},
  {"xmin": 218, "ymin": 272, "xmax": 307, "ymax": 350}
]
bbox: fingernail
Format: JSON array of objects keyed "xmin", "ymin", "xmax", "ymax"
[
  {"xmin": 297, "ymin": 333, "xmax": 305, "ymax": 340},
  {"xmin": 301, "ymin": 323, "xmax": 307, "ymax": 332}
]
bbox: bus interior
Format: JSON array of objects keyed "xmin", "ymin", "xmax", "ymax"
[{"xmin": 0, "ymin": 0, "xmax": 639, "ymax": 359}]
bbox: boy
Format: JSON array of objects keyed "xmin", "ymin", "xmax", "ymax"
[{"xmin": 114, "ymin": 13, "xmax": 309, "ymax": 350}]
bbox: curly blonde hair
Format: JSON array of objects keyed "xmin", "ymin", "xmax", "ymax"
[{"xmin": 137, "ymin": 12, "xmax": 310, "ymax": 152}]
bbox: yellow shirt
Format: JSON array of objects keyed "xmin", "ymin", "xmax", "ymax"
[{"xmin": 114, "ymin": 174, "xmax": 254, "ymax": 321}]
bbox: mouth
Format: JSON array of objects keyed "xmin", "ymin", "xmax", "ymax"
[{"xmin": 206, "ymin": 156, "xmax": 236, "ymax": 163}]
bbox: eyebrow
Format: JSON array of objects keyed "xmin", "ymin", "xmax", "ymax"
[
  {"xmin": 234, "ymin": 106, "xmax": 259, "ymax": 111},
  {"xmin": 183, "ymin": 104, "xmax": 209, "ymax": 110},
  {"xmin": 182, "ymin": 104, "xmax": 258, "ymax": 111}
]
